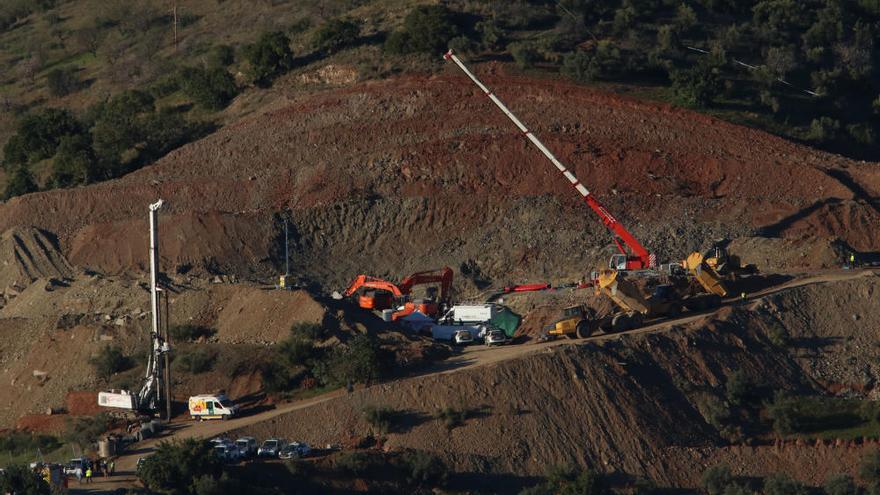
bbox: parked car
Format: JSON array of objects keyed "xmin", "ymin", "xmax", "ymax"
[
  {"xmin": 209, "ymin": 436, "xmax": 232, "ymax": 446},
  {"xmin": 484, "ymin": 329, "xmax": 510, "ymax": 346},
  {"xmin": 235, "ymin": 437, "xmax": 258, "ymax": 458},
  {"xmin": 63, "ymin": 458, "xmax": 91, "ymax": 478},
  {"xmin": 257, "ymin": 438, "xmax": 287, "ymax": 458},
  {"xmin": 213, "ymin": 443, "xmax": 241, "ymax": 462},
  {"xmin": 452, "ymin": 329, "xmax": 473, "ymax": 345},
  {"xmin": 279, "ymin": 441, "xmax": 311, "ymax": 460}
]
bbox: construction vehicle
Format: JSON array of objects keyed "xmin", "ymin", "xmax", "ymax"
[
  {"xmin": 444, "ymin": 50, "xmax": 656, "ymax": 272},
  {"xmin": 547, "ymin": 304, "xmax": 600, "ymax": 339},
  {"xmin": 98, "ymin": 200, "xmax": 170, "ymax": 416},
  {"xmin": 341, "ymin": 267, "xmax": 453, "ymax": 319},
  {"xmin": 683, "ymin": 251, "xmax": 728, "ymax": 297},
  {"xmin": 342, "ymin": 275, "xmax": 401, "ymax": 311}
]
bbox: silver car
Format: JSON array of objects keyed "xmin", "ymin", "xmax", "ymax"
[{"xmin": 257, "ymin": 438, "xmax": 287, "ymax": 458}]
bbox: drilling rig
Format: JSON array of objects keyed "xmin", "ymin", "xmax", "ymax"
[{"xmin": 97, "ymin": 200, "xmax": 171, "ymax": 416}]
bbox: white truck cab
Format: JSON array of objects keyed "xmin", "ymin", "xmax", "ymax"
[{"xmin": 188, "ymin": 394, "xmax": 237, "ymax": 420}]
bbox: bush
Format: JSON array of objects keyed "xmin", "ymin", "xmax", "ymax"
[
  {"xmin": 259, "ymin": 361, "xmax": 292, "ymax": 394},
  {"xmin": 509, "ymin": 42, "xmax": 540, "ymax": 69},
  {"xmin": 170, "ymin": 324, "xmax": 216, "ymax": 342},
  {"xmin": 90, "ymin": 344, "xmax": 131, "ymax": 380},
  {"xmin": 764, "ymin": 473, "xmax": 808, "ymax": 495},
  {"xmin": 47, "ymin": 66, "xmax": 81, "ymax": 97},
  {"xmin": 670, "ymin": 61, "xmax": 722, "ymax": 108},
  {"xmin": 207, "ymin": 44, "xmax": 234, "ymax": 68},
  {"xmin": 725, "ymin": 371, "xmax": 753, "ymax": 407},
  {"xmin": 435, "ymin": 406, "xmax": 468, "ymax": 430},
  {"xmin": 808, "ymin": 117, "xmax": 841, "ymax": 143},
  {"xmin": 697, "ymin": 394, "xmax": 731, "ymax": 429},
  {"xmin": 312, "ymin": 334, "xmax": 386, "ymax": 387},
  {"xmin": 138, "ymin": 439, "xmax": 223, "ymax": 494},
  {"xmin": 384, "ymin": 5, "xmax": 458, "ymax": 55},
  {"xmin": 243, "ymin": 31, "xmax": 293, "ymax": 86},
  {"xmin": 291, "ymin": 322, "xmax": 324, "ymax": 340},
  {"xmin": 765, "ymin": 392, "xmax": 800, "ymax": 434},
  {"xmin": 3, "ymin": 108, "xmax": 84, "ymax": 166},
  {"xmin": 179, "ymin": 66, "xmax": 238, "ymax": 110},
  {"xmin": 702, "ymin": 463, "xmax": 733, "ymax": 495},
  {"xmin": 824, "ymin": 474, "xmax": 857, "ymax": 495},
  {"xmin": 177, "ymin": 348, "xmax": 216, "ymax": 374},
  {"xmin": 861, "ymin": 449, "xmax": 880, "ymax": 486},
  {"xmin": 767, "ymin": 323, "xmax": 790, "ymax": 347},
  {"xmin": 400, "ymin": 450, "xmax": 447, "ymax": 486},
  {"xmin": 277, "ymin": 335, "xmax": 316, "ymax": 368},
  {"xmin": 520, "ymin": 465, "xmax": 604, "ymax": 495},
  {"xmin": 64, "ymin": 413, "xmax": 111, "ymax": 447},
  {"xmin": 335, "ymin": 451, "xmax": 376, "ymax": 476},
  {"xmin": 51, "ymin": 133, "xmax": 99, "ymax": 187},
  {"xmin": 312, "ymin": 18, "xmax": 361, "ymax": 53},
  {"xmin": 363, "ymin": 406, "xmax": 396, "ymax": 434},
  {"xmin": 0, "ymin": 431, "xmax": 60, "ymax": 456},
  {"xmin": 0, "ymin": 464, "xmax": 50, "ymax": 495},
  {"xmin": 3, "ymin": 166, "xmax": 38, "ymax": 200}
]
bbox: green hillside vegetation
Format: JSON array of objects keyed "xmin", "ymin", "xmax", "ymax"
[{"xmin": 0, "ymin": 0, "xmax": 877, "ymax": 200}]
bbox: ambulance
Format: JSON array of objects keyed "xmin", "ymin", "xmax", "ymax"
[{"xmin": 188, "ymin": 394, "xmax": 238, "ymax": 420}]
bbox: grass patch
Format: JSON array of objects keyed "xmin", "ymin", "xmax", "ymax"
[{"xmin": 766, "ymin": 394, "xmax": 880, "ymax": 440}]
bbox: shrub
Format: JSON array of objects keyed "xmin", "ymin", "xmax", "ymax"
[
  {"xmin": 47, "ymin": 67, "xmax": 80, "ymax": 97},
  {"xmin": 207, "ymin": 44, "xmax": 235, "ymax": 68},
  {"xmin": 277, "ymin": 336, "xmax": 315, "ymax": 368},
  {"xmin": 520, "ymin": 465, "xmax": 604, "ymax": 495},
  {"xmin": 509, "ymin": 42, "xmax": 540, "ymax": 69},
  {"xmin": 767, "ymin": 323, "xmax": 790, "ymax": 347},
  {"xmin": 670, "ymin": 60, "xmax": 722, "ymax": 108},
  {"xmin": 697, "ymin": 394, "xmax": 731, "ymax": 429},
  {"xmin": 725, "ymin": 371, "xmax": 753, "ymax": 407},
  {"xmin": 64, "ymin": 413, "xmax": 111, "ymax": 447},
  {"xmin": 435, "ymin": 406, "xmax": 468, "ymax": 430},
  {"xmin": 0, "ymin": 464, "xmax": 50, "ymax": 495},
  {"xmin": 384, "ymin": 5, "xmax": 458, "ymax": 55},
  {"xmin": 335, "ymin": 451, "xmax": 376, "ymax": 476},
  {"xmin": 260, "ymin": 361, "xmax": 292, "ymax": 394},
  {"xmin": 807, "ymin": 117, "xmax": 841, "ymax": 143},
  {"xmin": 90, "ymin": 344, "xmax": 131, "ymax": 380},
  {"xmin": 363, "ymin": 406, "xmax": 396, "ymax": 434},
  {"xmin": 3, "ymin": 166, "xmax": 38, "ymax": 200},
  {"xmin": 243, "ymin": 31, "xmax": 293, "ymax": 86},
  {"xmin": 312, "ymin": 334, "xmax": 386, "ymax": 387},
  {"xmin": 824, "ymin": 474, "xmax": 857, "ymax": 495},
  {"xmin": 861, "ymin": 449, "xmax": 880, "ymax": 486},
  {"xmin": 4, "ymin": 108, "xmax": 84, "ymax": 165},
  {"xmin": 138, "ymin": 439, "xmax": 223, "ymax": 493},
  {"xmin": 765, "ymin": 392, "xmax": 801, "ymax": 435},
  {"xmin": 312, "ymin": 18, "xmax": 361, "ymax": 53},
  {"xmin": 702, "ymin": 463, "xmax": 733, "ymax": 495},
  {"xmin": 52, "ymin": 133, "xmax": 99, "ymax": 187},
  {"xmin": 170, "ymin": 324, "xmax": 216, "ymax": 342},
  {"xmin": 400, "ymin": 450, "xmax": 447, "ymax": 486},
  {"xmin": 177, "ymin": 348, "xmax": 216, "ymax": 374},
  {"xmin": 291, "ymin": 322, "xmax": 324, "ymax": 340},
  {"xmin": 0, "ymin": 431, "xmax": 60, "ymax": 456},
  {"xmin": 178, "ymin": 66, "xmax": 238, "ymax": 110},
  {"xmin": 764, "ymin": 473, "xmax": 808, "ymax": 495}
]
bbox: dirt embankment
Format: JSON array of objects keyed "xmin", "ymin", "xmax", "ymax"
[
  {"xmin": 229, "ymin": 274, "xmax": 880, "ymax": 489},
  {"xmin": 0, "ymin": 68, "xmax": 876, "ymax": 290}
]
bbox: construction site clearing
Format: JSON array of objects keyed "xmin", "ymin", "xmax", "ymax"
[{"xmin": 0, "ymin": 52, "xmax": 879, "ymax": 493}]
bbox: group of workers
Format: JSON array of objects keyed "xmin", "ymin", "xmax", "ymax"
[{"xmin": 76, "ymin": 458, "xmax": 115, "ymax": 483}]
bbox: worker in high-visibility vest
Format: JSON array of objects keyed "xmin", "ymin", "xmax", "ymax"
[{"xmin": 850, "ymin": 253, "xmax": 856, "ymax": 267}]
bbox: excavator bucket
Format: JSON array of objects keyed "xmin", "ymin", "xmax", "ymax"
[{"xmin": 684, "ymin": 252, "xmax": 728, "ymax": 297}]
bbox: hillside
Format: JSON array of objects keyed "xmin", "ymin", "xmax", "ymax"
[{"xmin": 0, "ymin": 67, "xmax": 877, "ymax": 291}]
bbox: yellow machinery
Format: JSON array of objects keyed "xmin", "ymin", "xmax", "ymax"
[
  {"xmin": 548, "ymin": 305, "xmax": 597, "ymax": 339},
  {"xmin": 683, "ymin": 252, "xmax": 728, "ymax": 297}
]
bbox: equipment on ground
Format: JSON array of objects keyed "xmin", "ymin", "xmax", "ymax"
[
  {"xmin": 547, "ymin": 304, "xmax": 599, "ymax": 339},
  {"xmin": 342, "ymin": 267, "xmax": 453, "ymax": 319},
  {"xmin": 683, "ymin": 252, "xmax": 728, "ymax": 297},
  {"xmin": 98, "ymin": 200, "xmax": 170, "ymax": 416},
  {"xmin": 443, "ymin": 49, "xmax": 655, "ymax": 271}
]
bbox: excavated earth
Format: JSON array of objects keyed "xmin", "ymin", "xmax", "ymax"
[
  {"xmin": 0, "ymin": 64, "xmax": 878, "ymax": 488},
  {"xmin": 0, "ymin": 64, "xmax": 877, "ymax": 293},
  {"xmin": 230, "ymin": 274, "xmax": 880, "ymax": 490}
]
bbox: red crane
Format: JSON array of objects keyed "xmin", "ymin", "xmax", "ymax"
[{"xmin": 443, "ymin": 50, "xmax": 656, "ymax": 271}]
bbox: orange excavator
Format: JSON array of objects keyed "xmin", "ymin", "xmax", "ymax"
[{"xmin": 342, "ymin": 267, "xmax": 454, "ymax": 320}]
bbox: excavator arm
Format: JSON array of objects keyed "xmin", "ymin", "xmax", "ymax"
[
  {"xmin": 342, "ymin": 275, "xmax": 404, "ymax": 297},
  {"xmin": 398, "ymin": 267, "xmax": 453, "ymax": 303}
]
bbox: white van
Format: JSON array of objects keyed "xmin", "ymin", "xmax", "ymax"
[{"xmin": 188, "ymin": 394, "xmax": 238, "ymax": 420}]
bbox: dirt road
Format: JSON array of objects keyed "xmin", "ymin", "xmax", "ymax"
[{"xmin": 82, "ymin": 268, "xmax": 876, "ymax": 493}]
